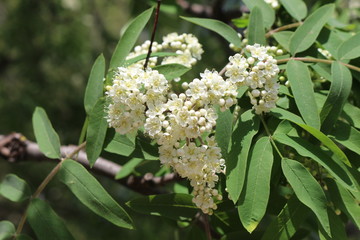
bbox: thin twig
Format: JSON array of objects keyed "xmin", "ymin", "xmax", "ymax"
[
  {"xmin": 144, "ymin": 0, "xmax": 162, "ymax": 69},
  {"xmin": 277, "ymin": 57, "xmax": 360, "ymax": 72},
  {"xmin": 203, "ymin": 213, "xmax": 212, "ymax": 240},
  {"xmin": 265, "ymin": 22, "xmax": 302, "ymax": 38}
]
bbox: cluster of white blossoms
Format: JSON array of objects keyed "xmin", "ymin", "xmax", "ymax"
[
  {"xmin": 225, "ymin": 44, "xmax": 280, "ymax": 114},
  {"xmin": 106, "ymin": 40, "xmax": 280, "ymax": 214},
  {"xmin": 126, "ymin": 32, "xmax": 204, "ymax": 71},
  {"xmin": 264, "ymin": 0, "xmax": 280, "ymax": 9},
  {"xmin": 105, "ymin": 67, "xmax": 169, "ymax": 134},
  {"xmin": 161, "ymin": 32, "xmax": 204, "ymax": 67}
]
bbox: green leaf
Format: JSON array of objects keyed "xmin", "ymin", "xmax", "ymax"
[
  {"xmin": 318, "ymin": 28, "xmax": 351, "ymax": 60},
  {"xmin": 272, "ymin": 31, "xmax": 293, "ymax": 52},
  {"xmin": 247, "ymin": 6, "xmax": 266, "ymax": 45},
  {"xmin": 115, "ymin": 158, "xmax": 143, "ymax": 179},
  {"xmin": 84, "ymin": 54, "xmax": 105, "ymax": 115},
  {"xmin": 86, "ymin": 97, "xmax": 108, "ymax": 167},
  {"xmin": 281, "ymin": 158, "xmax": 331, "ymax": 236},
  {"xmin": 330, "ymin": 121, "xmax": 360, "ymax": 155},
  {"xmin": 104, "ymin": 130, "xmax": 136, "ymax": 157},
  {"xmin": 261, "ymin": 196, "xmax": 310, "ymax": 240},
  {"xmin": 289, "ymin": 4, "xmax": 335, "ymax": 55},
  {"xmin": 318, "ymin": 208, "xmax": 347, "ymax": 240},
  {"xmin": 27, "ymin": 199, "xmax": 75, "ymax": 240},
  {"xmin": 238, "ymin": 137, "xmax": 273, "ymax": 233},
  {"xmin": 342, "ymin": 101, "xmax": 360, "ymax": 129},
  {"xmin": 270, "ymin": 108, "xmax": 305, "ymax": 124},
  {"xmin": 215, "ymin": 108, "xmax": 233, "ymax": 160},
  {"xmin": 320, "ymin": 62, "xmax": 352, "ymax": 134},
  {"xmin": 242, "ymin": 0, "xmax": 275, "ymax": 29},
  {"xmin": 180, "ymin": 17, "xmax": 242, "ymax": 48},
  {"xmin": 109, "ymin": 7, "xmax": 154, "ymax": 69},
  {"xmin": 152, "ymin": 64, "xmax": 190, "ymax": 80},
  {"xmin": 32, "ymin": 107, "xmax": 61, "ymax": 159},
  {"xmin": 325, "ymin": 178, "xmax": 360, "ymax": 228},
  {"xmin": 227, "ymin": 110, "xmax": 260, "ymax": 203},
  {"xmin": 311, "ymin": 63, "xmax": 332, "ymax": 81},
  {"xmin": 0, "ymin": 221, "xmax": 15, "ymax": 240},
  {"xmin": 0, "ymin": 174, "xmax": 31, "ymax": 202},
  {"xmin": 279, "ymin": 0, "xmax": 307, "ymax": 21},
  {"xmin": 337, "ymin": 31, "xmax": 360, "ymax": 60},
  {"xmin": 57, "ymin": 159, "xmax": 133, "ymax": 229},
  {"xmin": 274, "ymin": 133, "xmax": 355, "ymax": 191},
  {"xmin": 232, "ymin": 18, "xmax": 249, "ymax": 28},
  {"xmin": 286, "ymin": 60, "xmax": 320, "ymax": 129},
  {"xmin": 295, "ymin": 123, "xmax": 351, "ymax": 167},
  {"xmin": 126, "ymin": 193, "xmax": 198, "ymax": 220},
  {"xmin": 124, "ymin": 52, "xmax": 177, "ymax": 66}
]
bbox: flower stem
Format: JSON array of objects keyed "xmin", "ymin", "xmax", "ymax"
[
  {"xmin": 144, "ymin": 0, "xmax": 162, "ymax": 69},
  {"xmin": 277, "ymin": 57, "xmax": 360, "ymax": 72},
  {"xmin": 260, "ymin": 115, "xmax": 284, "ymax": 159}
]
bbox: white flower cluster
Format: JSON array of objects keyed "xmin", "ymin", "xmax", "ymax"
[
  {"xmin": 225, "ymin": 44, "xmax": 280, "ymax": 114},
  {"xmin": 318, "ymin": 48, "xmax": 332, "ymax": 59},
  {"xmin": 264, "ymin": 0, "xmax": 280, "ymax": 9},
  {"xmin": 105, "ymin": 67, "xmax": 169, "ymax": 134},
  {"xmin": 161, "ymin": 32, "xmax": 204, "ymax": 67},
  {"xmin": 106, "ymin": 42, "xmax": 280, "ymax": 214},
  {"xmin": 126, "ymin": 32, "xmax": 204, "ymax": 70}
]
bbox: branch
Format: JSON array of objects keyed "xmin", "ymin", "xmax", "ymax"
[{"xmin": 0, "ymin": 133, "xmax": 179, "ymax": 195}]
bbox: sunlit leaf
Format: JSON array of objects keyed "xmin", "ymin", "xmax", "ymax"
[
  {"xmin": 286, "ymin": 60, "xmax": 320, "ymax": 129},
  {"xmin": 57, "ymin": 159, "xmax": 133, "ymax": 229},
  {"xmin": 243, "ymin": 0, "xmax": 275, "ymax": 29},
  {"xmin": 227, "ymin": 110, "xmax": 260, "ymax": 203},
  {"xmin": 126, "ymin": 193, "xmax": 198, "ymax": 220},
  {"xmin": 27, "ymin": 199, "xmax": 75, "ymax": 240},
  {"xmin": 238, "ymin": 137, "xmax": 273, "ymax": 233},
  {"xmin": 289, "ymin": 4, "xmax": 334, "ymax": 55},
  {"xmin": 279, "ymin": 0, "xmax": 307, "ymax": 21},
  {"xmin": 84, "ymin": 54, "xmax": 105, "ymax": 115},
  {"xmin": 32, "ymin": 107, "xmax": 61, "ymax": 159},
  {"xmin": 0, "ymin": 174, "xmax": 31, "ymax": 202},
  {"xmin": 281, "ymin": 158, "xmax": 331, "ymax": 236},
  {"xmin": 86, "ymin": 97, "xmax": 108, "ymax": 167},
  {"xmin": 247, "ymin": 6, "xmax": 266, "ymax": 45},
  {"xmin": 109, "ymin": 7, "xmax": 154, "ymax": 69},
  {"xmin": 180, "ymin": 17, "xmax": 242, "ymax": 48}
]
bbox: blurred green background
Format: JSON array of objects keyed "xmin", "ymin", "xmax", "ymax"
[{"xmin": 0, "ymin": 0, "xmax": 359, "ymax": 239}]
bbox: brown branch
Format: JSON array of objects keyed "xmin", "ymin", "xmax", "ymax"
[{"xmin": 0, "ymin": 133, "xmax": 179, "ymax": 195}]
